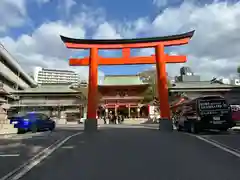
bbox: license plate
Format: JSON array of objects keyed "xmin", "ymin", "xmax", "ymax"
[
  {"xmin": 213, "ymin": 117, "xmax": 220, "ymax": 120},
  {"xmin": 212, "ymin": 121, "xmax": 222, "ymax": 124}
]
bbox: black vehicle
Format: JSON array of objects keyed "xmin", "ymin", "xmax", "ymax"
[{"xmin": 173, "ymin": 95, "xmax": 235, "ymax": 133}]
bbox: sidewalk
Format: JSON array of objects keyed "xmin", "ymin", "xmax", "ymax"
[
  {"xmin": 56, "ymin": 119, "xmax": 106, "ymax": 126},
  {"xmin": 0, "ymin": 133, "xmax": 18, "ymax": 139}
]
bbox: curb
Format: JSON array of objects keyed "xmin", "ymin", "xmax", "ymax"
[
  {"xmin": 0, "ymin": 131, "xmax": 47, "ymax": 140},
  {"xmin": 0, "ymin": 133, "xmax": 18, "ymax": 139}
]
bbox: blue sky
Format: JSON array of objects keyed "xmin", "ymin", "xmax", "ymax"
[{"xmin": 1, "ymin": 0, "xmax": 240, "ymax": 79}]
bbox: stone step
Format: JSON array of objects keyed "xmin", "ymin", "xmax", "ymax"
[{"xmin": 0, "ymin": 124, "xmax": 18, "ymax": 135}]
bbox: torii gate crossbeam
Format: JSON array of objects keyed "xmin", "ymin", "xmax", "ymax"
[{"xmin": 60, "ymin": 30, "xmax": 194, "ymax": 132}]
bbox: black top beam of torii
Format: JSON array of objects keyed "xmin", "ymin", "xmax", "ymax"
[{"xmin": 60, "ymin": 30, "xmax": 195, "ymax": 45}]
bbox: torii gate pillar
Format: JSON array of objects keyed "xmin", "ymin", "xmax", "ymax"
[
  {"xmin": 155, "ymin": 44, "xmax": 170, "ymax": 119},
  {"xmin": 60, "ymin": 30, "xmax": 194, "ymax": 132},
  {"xmin": 85, "ymin": 47, "xmax": 99, "ymax": 131}
]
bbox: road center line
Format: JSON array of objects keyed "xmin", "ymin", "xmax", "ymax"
[
  {"xmin": 189, "ymin": 134, "xmax": 240, "ymax": 158},
  {"xmin": 0, "ymin": 132, "xmax": 82, "ymax": 180}
]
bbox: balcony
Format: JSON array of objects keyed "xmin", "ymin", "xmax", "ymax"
[{"xmin": 0, "ymin": 82, "xmax": 8, "ymax": 94}]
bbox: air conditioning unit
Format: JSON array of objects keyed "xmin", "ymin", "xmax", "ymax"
[{"xmin": 235, "ymin": 79, "xmax": 240, "ymax": 86}]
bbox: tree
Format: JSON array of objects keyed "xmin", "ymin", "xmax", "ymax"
[
  {"xmin": 139, "ymin": 69, "xmax": 157, "ymax": 102},
  {"xmin": 139, "ymin": 69, "xmax": 172, "ymax": 103},
  {"xmin": 141, "ymin": 86, "xmax": 155, "ymax": 103}
]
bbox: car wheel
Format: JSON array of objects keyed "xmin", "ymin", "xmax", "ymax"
[
  {"xmin": 49, "ymin": 126, "xmax": 55, "ymax": 131},
  {"xmin": 219, "ymin": 128, "xmax": 228, "ymax": 132},
  {"xmin": 31, "ymin": 124, "xmax": 38, "ymax": 133},
  {"xmin": 18, "ymin": 128, "xmax": 25, "ymax": 134},
  {"xmin": 176, "ymin": 123, "xmax": 183, "ymax": 131},
  {"xmin": 183, "ymin": 120, "xmax": 191, "ymax": 132},
  {"xmin": 190, "ymin": 122, "xmax": 199, "ymax": 134},
  {"xmin": 49, "ymin": 123, "xmax": 55, "ymax": 131}
]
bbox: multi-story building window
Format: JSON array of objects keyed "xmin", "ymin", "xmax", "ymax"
[{"xmin": 33, "ymin": 67, "xmax": 82, "ymax": 85}]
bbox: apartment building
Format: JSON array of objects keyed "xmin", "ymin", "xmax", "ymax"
[{"xmin": 33, "ymin": 67, "xmax": 81, "ymax": 84}]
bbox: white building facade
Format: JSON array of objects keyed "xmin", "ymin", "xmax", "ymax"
[
  {"xmin": 33, "ymin": 67, "xmax": 81, "ymax": 84},
  {"xmin": 0, "ymin": 44, "xmax": 37, "ymax": 93}
]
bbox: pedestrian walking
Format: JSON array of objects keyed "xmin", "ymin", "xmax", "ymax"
[{"xmin": 103, "ymin": 116, "xmax": 106, "ymax": 124}]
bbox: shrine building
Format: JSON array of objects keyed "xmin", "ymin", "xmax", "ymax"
[{"xmin": 98, "ymin": 75, "xmax": 149, "ymax": 118}]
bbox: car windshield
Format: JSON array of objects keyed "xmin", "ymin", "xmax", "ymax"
[{"xmin": 9, "ymin": 113, "xmax": 26, "ymax": 119}]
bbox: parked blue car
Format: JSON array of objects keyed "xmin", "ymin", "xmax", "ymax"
[{"xmin": 10, "ymin": 112, "xmax": 56, "ymax": 133}]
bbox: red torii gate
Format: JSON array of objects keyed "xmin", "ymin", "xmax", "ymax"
[{"xmin": 60, "ymin": 30, "xmax": 194, "ymax": 131}]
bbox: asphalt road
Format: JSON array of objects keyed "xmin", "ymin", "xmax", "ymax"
[
  {"xmin": 0, "ymin": 128, "xmax": 82, "ymax": 179},
  {"xmin": 1, "ymin": 125, "xmax": 240, "ymax": 180}
]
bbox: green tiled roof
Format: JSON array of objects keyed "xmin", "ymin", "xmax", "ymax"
[{"xmin": 102, "ymin": 75, "xmax": 145, "ymax": 86}]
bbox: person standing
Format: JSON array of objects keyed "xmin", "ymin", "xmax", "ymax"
[
  {"xmin": 109, "ymin": 113, "xmax": 113, "ymax": 124},
  {"xmin": 103, "ymin": 116, "xmax": 107, "ymax": 124},
  {"xmin": 121, "ymin": 115, "xmax": 124, "ymax": 123}
]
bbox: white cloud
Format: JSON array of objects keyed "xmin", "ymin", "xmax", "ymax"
[
  {"xmin": 64, "ymin": 0, "xmax": 77, "ymax": 15},
  {"xmin": 36, "ymin": 0, "xmax": 50, "ymax": 4},
  {"xmin": 0, "ymin": 17, "xmax": 93, "ymax": 80},
  {"xmin": 93, "ymin": 22, "xmax": 122, "ymax": 39},
  {"xmin": 0, "ymin": 0, "xmax": 27, "ymax": 32},
  {"xmin": 0, "ymin": 5, "xmax": 110, "ymax": 80},
  {"xmin": 153, "ymin": 0, "xmax": 187, "ymax": 8},
  {"xmin": 138, "ymin": 1, "xmax": 240, "ymax": 80},
  {"xmin": 1, "ymin": 1, "xmax": 240, "ymax": 81},
  {"xmin": 152, "ymin": 0, "xmax": 168, "ymax": 8},
  {"xmin": 57, "ymin": 0, "xmax": 77, "ymax": 17},
  {"xmin": 116, "ymin": 17, "xmax": 150, "ymax": 38}
]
